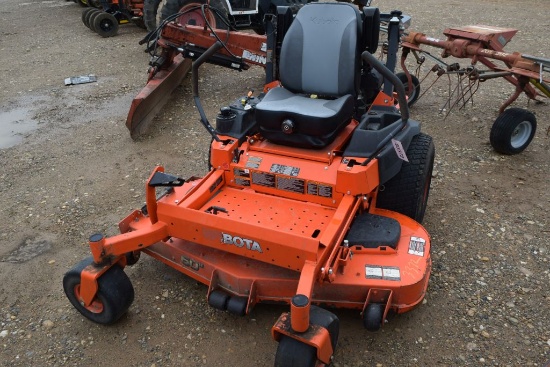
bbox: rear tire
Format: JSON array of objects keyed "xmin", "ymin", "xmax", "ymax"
[
  {"xmin": 490, "ymin": 108, "xmax": 536, "ymax": 155},
  {"xmin": 63, "ymin": 257, "xmax": 134, "ymax": 324},
  {"xmin": 377, "ymin": 133, "xmax": 435, "ymax": 224},
  {"xmin": 144, "ymin": 0, "xmax": 163, "ymax": 31},
  {"xmin": 160, "ymin": 0, "xmax": 228, "ymax": 29}
]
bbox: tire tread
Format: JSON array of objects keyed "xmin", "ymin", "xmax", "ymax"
[{"xmin": 377, "ymin": 133, "xmax": 435, "ymax": 223}]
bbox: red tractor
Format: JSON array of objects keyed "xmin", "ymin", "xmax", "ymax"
[{"xmin": 79, "ymin": 0, "xmax": 314, "ymax": 37}]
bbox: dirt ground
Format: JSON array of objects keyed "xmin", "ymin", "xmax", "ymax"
[{"xmin": 0, "ymin": 0, "xmax": 549, "ymax": 366}]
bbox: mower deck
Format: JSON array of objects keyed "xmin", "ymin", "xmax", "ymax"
[{"xmin": 143, "ymin": 205, "xmax": 430, "ymax": 313}]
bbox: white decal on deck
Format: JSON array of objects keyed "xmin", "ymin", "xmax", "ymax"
[
  {"xmin": 408, "ymin": 236, "xmax": 426, "ymax": 256},
  {"xmin": 365, "ymin": 265, "xmax": 401, "ymax": 281}
]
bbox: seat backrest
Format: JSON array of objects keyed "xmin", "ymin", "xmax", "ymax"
[{"xmin": 279, "ymin": 3, "xmax": 362, "ymax": 97}]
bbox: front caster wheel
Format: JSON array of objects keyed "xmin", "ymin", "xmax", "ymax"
[
  {"xmin": 63, "ymin": 257, "xmax": 134, "ymax": 324},
  {"xmin": 363, "ymin": 303, "xmax": 385, "ymax": 332},
  {"xmin": 274, "ymin": 336, "xmax": 317, "ymax": 367},
  {"xmin": 274, "ymin": 306, "xmax": 339, "ymax": 367},
  {"xmin": 490, "ymin": 108, "xmax": 536, "ymax": 155}
]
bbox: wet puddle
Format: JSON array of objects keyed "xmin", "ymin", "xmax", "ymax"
[
  {"xmin": 0, "ymin": 84, "xmax": 134, "ymax": 149},
  {"xmin": 1, "ymin": 237, "xmax": 52, "ymax": 263},
  {"xmin": 0, "ymin": 107, "xmax": 38, "ymax": 149}
]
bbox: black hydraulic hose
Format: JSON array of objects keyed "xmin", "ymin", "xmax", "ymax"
[
  {"xmin": 192, "ymin": 41, "xmax": 223, "ymax": 96},
  {"xmin": 192, "ymin": 41, "xmax": 224, "ymax": 142}
]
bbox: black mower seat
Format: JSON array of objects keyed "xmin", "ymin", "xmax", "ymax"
[{"xmin": 256, "ymin": 2, "xmax": 362, "ymax": 149}]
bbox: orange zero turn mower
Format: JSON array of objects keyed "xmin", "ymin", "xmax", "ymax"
[{"xmin": 64, "ymin": 3, "xmax": 435, "ymax": 366}]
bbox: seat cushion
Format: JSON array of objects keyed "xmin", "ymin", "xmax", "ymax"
[{"xmin": 256, "ymin": 87, "xmax": 354, "ymax": 149}]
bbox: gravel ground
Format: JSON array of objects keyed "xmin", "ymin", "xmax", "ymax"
[{"xmin": 0, "ymin": 0, "xmax": 549, "ymax": 366}]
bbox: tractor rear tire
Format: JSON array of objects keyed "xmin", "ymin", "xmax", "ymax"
[
  {"xmin": 93, "ymin": 12, "xmax": 120, "ymax": 37},
  {"xmin": 63, "ymin": 257, "xmax": 134, "ymax": 325},
  {"xmin": 160, "ymin": 0, "xmax": 228, "ymax": 30},
  {"xmin": 396, "ymin": 72, "xmax": 420, "ymax": 107},
  {"xmin": 490, "ymin": 108, "xmax": 536, "ymax": 155},
  {"xmin": 377, "ymin": 133, "xmax": 435, "ymax": 224},
  {"xmin": 274, "ymin": 336, "xmax": 317, "ymax": 367},
  {"xmin": 144, "ymin": 0, "xmax": 163, "ymax": 31}
]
